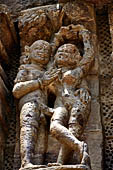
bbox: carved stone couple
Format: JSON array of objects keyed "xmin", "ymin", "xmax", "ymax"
[{"xmin": 12, "ymin": 24, "xmax": 94, "ymax": 169}]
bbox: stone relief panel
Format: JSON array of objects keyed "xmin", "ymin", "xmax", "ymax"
[
  {"xmin": 12, "ymin": 1, "xmax": 102, "ymax": 170},
  {"xmin": 18, "ymin": 1, "xmax": 96, "ymax": 52}
]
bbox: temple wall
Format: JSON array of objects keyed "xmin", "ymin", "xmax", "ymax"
[{"xmin": 97, "ymin": 7, "xmax": 113, "ymax": 170}]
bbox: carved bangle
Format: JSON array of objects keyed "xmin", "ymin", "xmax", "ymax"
[
  {"xmin": 78, "ymin": 67, "xmax": 84, "ymax": 78},
  {"xmin": 38, "ymin": 78, "xmax": 42, "ymax": 87}
]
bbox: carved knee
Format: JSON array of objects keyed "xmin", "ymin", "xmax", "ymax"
[
  {"xmin": 50, "ymin": 121, "xmax": 59, "ymax": 136},
  {"xmin": 20, "ymin": 101, "xmax": 40, "ymax": 128}
]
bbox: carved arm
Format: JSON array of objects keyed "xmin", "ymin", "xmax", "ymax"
[
  {"xmin": 13, "ymin": 68, "xmax": 61, "ymax": 99},
  {"xmin": 51, "ymin": 24, "xmax": 94, "ymax": 76},
  {"xmin": 12, "ymin": 79, "xmax": 41, "ymax": 99}
]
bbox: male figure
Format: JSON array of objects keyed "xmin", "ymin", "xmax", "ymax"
[{"xmin": 13, "ymin": 40, "xmax": 59, "ymax": 168}]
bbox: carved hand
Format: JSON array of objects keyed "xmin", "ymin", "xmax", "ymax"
[
  {"xmin": 39, "ymin": 103, "xmax": 54, "ymax": 116},
  {"xmin": 41, "ymin": 68, "xmax": 61, "ymax": 86},
  {"xmin": 74, "ymin": 88, "xmax": 91, "ymax": 104},
  {"xmin": 69, "ymin": 67, "xmax": 83, "ymax": 86},
  {"xmin": 72, "ymin": 67, "xmax": 83, "ymax": 79}
]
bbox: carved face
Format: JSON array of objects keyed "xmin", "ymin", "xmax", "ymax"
[
  {"xmin": 54, "ymin": 44, "xmax": 82, "ymax": 68},
  {"xmin": 26, "ymin": 40, "xmax": 51, "ymax": 65}
]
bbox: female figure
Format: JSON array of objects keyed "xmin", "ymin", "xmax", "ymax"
[{"xmin": 48, "ymin": 25, "xmax": 94, "ymax": 168}]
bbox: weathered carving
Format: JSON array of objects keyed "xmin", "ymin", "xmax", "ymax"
[
  {"xmin": 13, "ymin": 22, "xmax": 94, "ymax": 170},
  {"xmin": 18, "ymin": 5, "xmax": 64, "ymax": 51},
  {"xmin": 12, "ymin": 40, "xmax": 61, "ymax": 168},
  {"xmin": 46, "ymin": 25, "xmax": 94, "ymax": 169},
  {"xmin": 0, "ymin": 4, "xmax": 18, "ymax": 64}
]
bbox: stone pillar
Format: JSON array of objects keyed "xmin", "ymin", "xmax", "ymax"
[
  {"xmin": 101, "ymin": 5, "xmax": 113, "ymax": 169},
  {"xmin": 97, "ymin": 6, "xmax": 113, "ymax": 170}
]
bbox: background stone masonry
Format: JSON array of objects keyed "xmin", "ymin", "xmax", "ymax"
[{"xmin": 0, "ymin": 0, "xmax": 112, "ymax": 20}]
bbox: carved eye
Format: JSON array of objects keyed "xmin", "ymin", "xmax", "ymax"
[{"xmin": 58, "ymin": 55, "xmax": 62, "ymax": 59}]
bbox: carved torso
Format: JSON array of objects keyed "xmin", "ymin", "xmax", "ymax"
[{"xmin": 48, "ymin": 67, "xmax": 88, "ymax": 110}]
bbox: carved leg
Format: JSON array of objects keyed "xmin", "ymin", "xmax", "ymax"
[
  {"xmin": 36, "ymin": 113, "xmax": 48, "ymax": 165},
  {"xmin": 50, "ymin": 107, "xmax": 84, "ymax": 161},
  {"xmin": 20, "ymin": 126, "xmax": 37, "ymax": 167},
  {"xmin": 57, "ymin": 95, "xmax": 91, "ymax": 166},
  {"xmin": 57, "ymin": 144, "xmax": 72, "ymax": 165},
  {"xmin": 20, "ymin": 101, "xmax": 41, "ymax": 168},
  {"xmin": 57, "ymin": 105, "xmax": 84, "ymax": 165},
  {"xmin": 68, "ymin": 103, "xmax": 91, "ymax": 168}
]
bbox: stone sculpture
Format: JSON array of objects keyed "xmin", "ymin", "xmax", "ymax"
[
  {"xmin": 13, "ymin": 23, "xmax": 94, "ymax": 170},
  {"xmin": 47, "ymin": 24, "xmax": 94, "ymax": 169},
  {"xmin": 12, "ymin": 40, "xmax": 60, "ymax": 168}
]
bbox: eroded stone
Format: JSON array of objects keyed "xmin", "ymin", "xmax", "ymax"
[
  {"xmin": 20, "ymin": 164, "xmax": 89, "ymax": 170},
  {"xmin": 0, "ymin": 4, "xmax": 18, "ymax": 63}
]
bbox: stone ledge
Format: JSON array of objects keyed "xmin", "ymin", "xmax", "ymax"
[{"xmin": 20, "ymin": 165, "xmax": 89, "ymax": 170}]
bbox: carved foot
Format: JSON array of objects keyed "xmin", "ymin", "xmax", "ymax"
[
  {"xmin": 79, "ymin": 141, "xmax": 84, "ymax": 161},
  {"xmin": 24, "ymin": 163, "xmax": 37, "ymax": 168},
  {"xmin": 48, "ymin": 163, "xmax": 62, "ymax": 167},
  {"xmin": 20, "ymin": 164, "xmax": 47, "ymax": 170},
  {"xmin": 81, "ymin": 143, "xmax": 91, "ymax": 170}
]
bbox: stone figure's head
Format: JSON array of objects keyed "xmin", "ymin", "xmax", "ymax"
[
  {"xmin": 25, "ymin": 40, "xmax": 51, "ymax": 65},
  {"xmin": 54, "ymin": 44, "xmax": 82, "ymax": 68},
  {"xmin": 20, "ymin": 55, "xmax": 30, "ymax": 65}
]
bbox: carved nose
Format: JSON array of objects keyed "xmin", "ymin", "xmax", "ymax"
[
  {"xmin": 64, "ymin": 94, "xmax": 69, "ymax": 97},
  {"xmin": 63, "ymin": 88, "xmax": 70, "ymax": 97}
]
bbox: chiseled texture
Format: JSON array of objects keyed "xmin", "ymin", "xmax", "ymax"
[
  {"xmin": 0, "ymin": 65, "xmax": 10, "ymax": 170},
  {"xmin": 13, "ymin": 40, "xmax": 54, "ymax": 168},
  {"xmin": 12, "ymin": 1, "xmax": 102, "ymax": 170},
  {"xmin": 13, "ymin": 22, "xmax": 94, "ymax": 169},
  {"xmin": 18, "ymin": 4, "xmax": 64, "ymax": 52},
  {"xmin": 0, "ymin": 0, "xmax": 57, "ymax": 19},
  {"xmin": 0, "ymin": 4, "xmax": 18, "ymax": 63},
  {"xmin": 0, "ymin": 0, "xmax": 111, "ymax": 18},
  {"xmin": 48, "ymin": 25, "xmax": 93, "ymax": 169},
  {"xmin": 20, "ymin": 164, "xmax": 89, "ymax": 170}
]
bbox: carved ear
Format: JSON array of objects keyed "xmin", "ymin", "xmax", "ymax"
[{"xmin": 25, "ymin": 45, "xmax": 30, "ymax": 56}]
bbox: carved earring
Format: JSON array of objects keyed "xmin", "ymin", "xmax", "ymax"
[{"xmin": 25, "ymin": 45, "xmax": 31, "ymax": 56}]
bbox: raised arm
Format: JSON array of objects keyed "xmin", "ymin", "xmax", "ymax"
[
  {"xmin": 51, "ymin": 24, "xmax": 94, "ymax": 77},
  {"xmin": 72, "ymin": 28, "xmax": 94, "ymax": 81},
  {"xmin": 78, "ymin": 28, "xmax": 94, "ymax": 76}
]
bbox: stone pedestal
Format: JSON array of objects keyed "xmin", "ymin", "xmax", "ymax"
[{"xmin": 20, "ymin": 165, "xmax": 89, "ymax": 170}]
